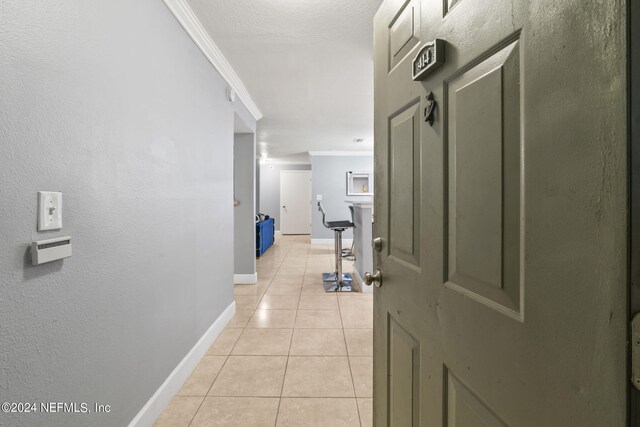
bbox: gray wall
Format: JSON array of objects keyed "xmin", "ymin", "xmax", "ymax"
[
  {"xmin": 234, "ymin": 134, "xmax": 257, "ymax": 276},
  {"xmin": 259, "ymin": 163, "xmax": 311, "ymax": 230},
  {"xmin": 310, "ymin": 155, "xmax": 374, "ymax": 240},
  {"xmin": 0, "ymin": 1, "xmax": 255, "ymax": 426},
  {"xmin": 256, "ymin": 160, "xmax": 261, "ymax": 212}
]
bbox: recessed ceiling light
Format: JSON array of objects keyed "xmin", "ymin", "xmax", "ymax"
[{"xmin": 353, "ymin": 138, "xmax": 365, "ymax": 143}]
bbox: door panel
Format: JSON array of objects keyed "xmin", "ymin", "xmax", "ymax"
[
  {"xmin": 445, "ymin": 370, "xmax": 507, "ymax": 427},
  {"xmin": 388, "ymin": 0, "xmax": 420, "ymax": 72},
  {"xmin": 374, "ymin": 0, "xmax": 628, "ymax": 425},
  {"xmin": 388, "ymin": 316, "xmax": 420, "ymax": 426},
  {"xmin": 445, "ymin": 38, "xmax": 522, "ymax": 317},
  {"xmin": 389, "ymin": 101, "xmax": 421, "ymax": 269}
]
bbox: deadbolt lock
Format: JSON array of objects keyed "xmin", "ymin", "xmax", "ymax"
[{"xmin": 373, "ymin": 237, "xmax": 383, "ymax": 251}]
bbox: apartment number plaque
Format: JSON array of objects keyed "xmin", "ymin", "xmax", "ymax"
[{"xmin": 412, "ymin": 39, "xmax": 445, "ymax": 81}]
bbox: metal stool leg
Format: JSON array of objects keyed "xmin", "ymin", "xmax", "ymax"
[{"xmin": 322, "ymin": 228, "xmax": 353, "ymax": 292}]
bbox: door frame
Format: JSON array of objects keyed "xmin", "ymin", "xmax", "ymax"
[
  {"xmin": 629, "ymin": 0, "xmax": 640, "ymax": 423},
  {"xmin": 279, "ymin": 170, "xmax": 311, "ymax": 235}
]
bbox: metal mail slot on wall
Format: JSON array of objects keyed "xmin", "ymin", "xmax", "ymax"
[{"xmin": 31, "ymin": 236, "xmax": 72, "ymax": 265}]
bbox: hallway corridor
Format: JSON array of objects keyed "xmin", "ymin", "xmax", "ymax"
[{"xmin": 155, "ymin": 235, "xmax": 373, "ymax": 426}]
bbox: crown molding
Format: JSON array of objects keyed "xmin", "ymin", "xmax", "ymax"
[
  {"xmin": 163, "ymin": 0, "xmax": 263, "ymax": 120},
  {"xmin": 308, "ymin": 151, "xmax": 374, "ymax": 157},
  {"xmin": 259, "ymin": 160, "xmax": 311, "ymax": 166}
]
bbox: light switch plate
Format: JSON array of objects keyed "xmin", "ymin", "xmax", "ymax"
[{"xmin": 38, "ymin": 191, "xmax": 62, "ymax": 231}]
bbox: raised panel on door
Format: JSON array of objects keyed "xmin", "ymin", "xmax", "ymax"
[
  {"xmin": 388, "ymin": 100, "xmax": 422, "ymax": 270},
  {"xmin": 444, "ymin": 37, "xmax": 522, "ymax": 319},
  {"xmin": 388, "ymin": 0, "xmax": 420, "ymax": 72},
  {"xmin": 388, "ymin": 316, "xmax": 420, "ymax": 426},
  {"xmin": 444, "ymin": 369, "xmax": 507, "ymax": 427}
]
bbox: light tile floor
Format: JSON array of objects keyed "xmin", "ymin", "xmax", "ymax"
[{"xmin": 155, "ymin": 235, "xmax": 373, "ymax": 427}]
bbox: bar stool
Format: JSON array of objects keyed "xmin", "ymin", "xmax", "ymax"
[{"xmin": 317, "ymin": 202, "xmax": 356, "ymax": 292}]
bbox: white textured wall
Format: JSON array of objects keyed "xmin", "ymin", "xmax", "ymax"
[{"xmin": 0, "ymin": 1, "xmax": 254, "ymax": 425}]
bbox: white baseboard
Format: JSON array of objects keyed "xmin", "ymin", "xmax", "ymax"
[
  {"xmin": 311, "ymin": 238, "xmax": 353, "ymax": 245},
  {"xmin": 234, "ymin": 273, "xmax": 258, "ymax": 284},
  {"xmin": 128, "ymin": 301, "xmax": 236, "ymax": 427},
  {"xmin": 353, "ymin": 269, "xmax": 373, "ymax": 294}
]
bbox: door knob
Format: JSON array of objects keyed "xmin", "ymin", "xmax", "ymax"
[{"xmin": 364, "ymin": 270, "xmax": 382, "ymax": 287}]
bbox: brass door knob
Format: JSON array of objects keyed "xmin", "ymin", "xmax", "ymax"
[{"xmin": 364, "ymin": 270, "xmax": 382, "ymax": 287}]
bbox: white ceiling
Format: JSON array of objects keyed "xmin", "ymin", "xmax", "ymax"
[{"xmin": 186, "ymin": 0, "xmax": 382, "ymax": 163}]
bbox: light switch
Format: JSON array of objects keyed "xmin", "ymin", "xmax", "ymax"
[
  {"xmin": 316, "ymin": 194, "xmax": 323, "ymax": 201},
  {"xmin": 38, "ymin": 191, "xmax": 62, "ymax": 231}
]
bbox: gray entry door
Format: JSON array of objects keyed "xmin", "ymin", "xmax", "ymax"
[{"xmin": 372, "ymin": 0, "xmax": 628, "ymax": 425}]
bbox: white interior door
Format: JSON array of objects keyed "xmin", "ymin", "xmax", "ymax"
[{"xmin": 280, "ymin": 170, "xmax": 311, "ymax": 235}]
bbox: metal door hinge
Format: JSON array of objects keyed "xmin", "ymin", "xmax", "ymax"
[{"xmin": 632, "ymin": 313, "xmax": 640, "ymax": 390}]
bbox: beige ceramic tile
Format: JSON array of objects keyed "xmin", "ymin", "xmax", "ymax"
[
  {"xmin": 298, "ymin": 295, "xmax": 339, "ymax": 310},
  {"xmin": 207, "ymin": 328, "xmax": 243, "ymax": 356},
  {"xmin": 270, "ymin": 276, "xmax": 304, "ymax": 285},
  {"xmin": 276, "ymin": 398, "xmax": 360, "ymax": 426},
  {"xmin": 177, "ymin": 356, "xmax": 227, "ymax": 396},
  {"xmin": 227, "ymin": 309, "xmax": 254, "ymax": 328},
  {"xmin": 209, "ymin": 356, "xmax": 287, "ymax": 397},
  {"xmin": 349, "ymin": 357, "xmax": 373, "ymax": 398},
  {"xmin": 294, "ymin": 310, "xmax": 342, "ymax": 329},
  {"xmin": 257, "ymin": 272, "xmax": 276, "ymax": 281},
  {"xmin": 280, "ymin": 260, "xmax": 307, "ymax": 268},
  {"xmin": 234, "ymin": 295, "xmax": 261, "ymax": 310},
  {"xmin": 344, "ymin": 329, "xmax": 373, "ymax": 357},
  {"xmin": 153, "ymin": 396, "xmax": 203, "ymax": 427},
  {"xmin": 276, "ymin": 268, "xmax": 307, "ymax": 276},
  {"xmin": 339, "ymin": 310, "xmax": 373, "ymax": 329},
  {"xmin": 357, "ymin": 398, "xmax": 373, "ymax": 427},
  {"xmin": 289, "ymin": 328, "xmax": 347, "ymax": 356},
  {"xmin": 265, "ymin": 284, "xmax": 302, "ymax": 296},
  {"xmin": 306, "ymin": 256, "xmax": 332, "ymax": 268},
  {"xmin": 300, "ymin": 284, "xmax": 329, "ymax": 296},
  {"xmin": 304, "ymin": 266, "xmax": 330, "ymax": 274},
  {"xmin": 255, "ymin": 279, "xmax": 275, "ymax": 288},
  {"xmin": 234, "ymin": 284, "xmax": 267, "ymax": 296},
  {"xmin": 190, "ymin": 397, "xmax": 279, "ymax": 427},
  {"xmin": 282, "ymin": 356, "xmax": 355, "ymax": 397},
  {"xmin": 338, "ymin": 295, "xmax": 373, "ymax": 311},
  {"xmin": 258, "ymin": 294, "xmax": 300, "ymax": 310},
  {"xmin": 247, "ymin": 310, "xmax": 297, "ymax": 328},
  {"xmin": 303, "ymin": 275, "xmax": 325, "ymax": 286},
  {"xmin": 231, "ymin": 328, "xmax": 293, "ymax": 355}
]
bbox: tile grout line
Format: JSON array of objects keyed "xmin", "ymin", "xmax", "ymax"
[
  {"xmin": 179, "ymin": 237, "xmax": 369, "ymax": 425},
  {"xmin": 264, "ymin": 235, "xmax": 294, "ymax": 426},
  {"xmin": 273, "ymin": 247, "xmax": 305, "ymax": 427},
  {"xmin": 340, "ymin": 294, "xmax": 363, "ymax": 426},
  {"xmin": 189, "ymin": 236, "xmax": 286, "ymax": 425}
]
